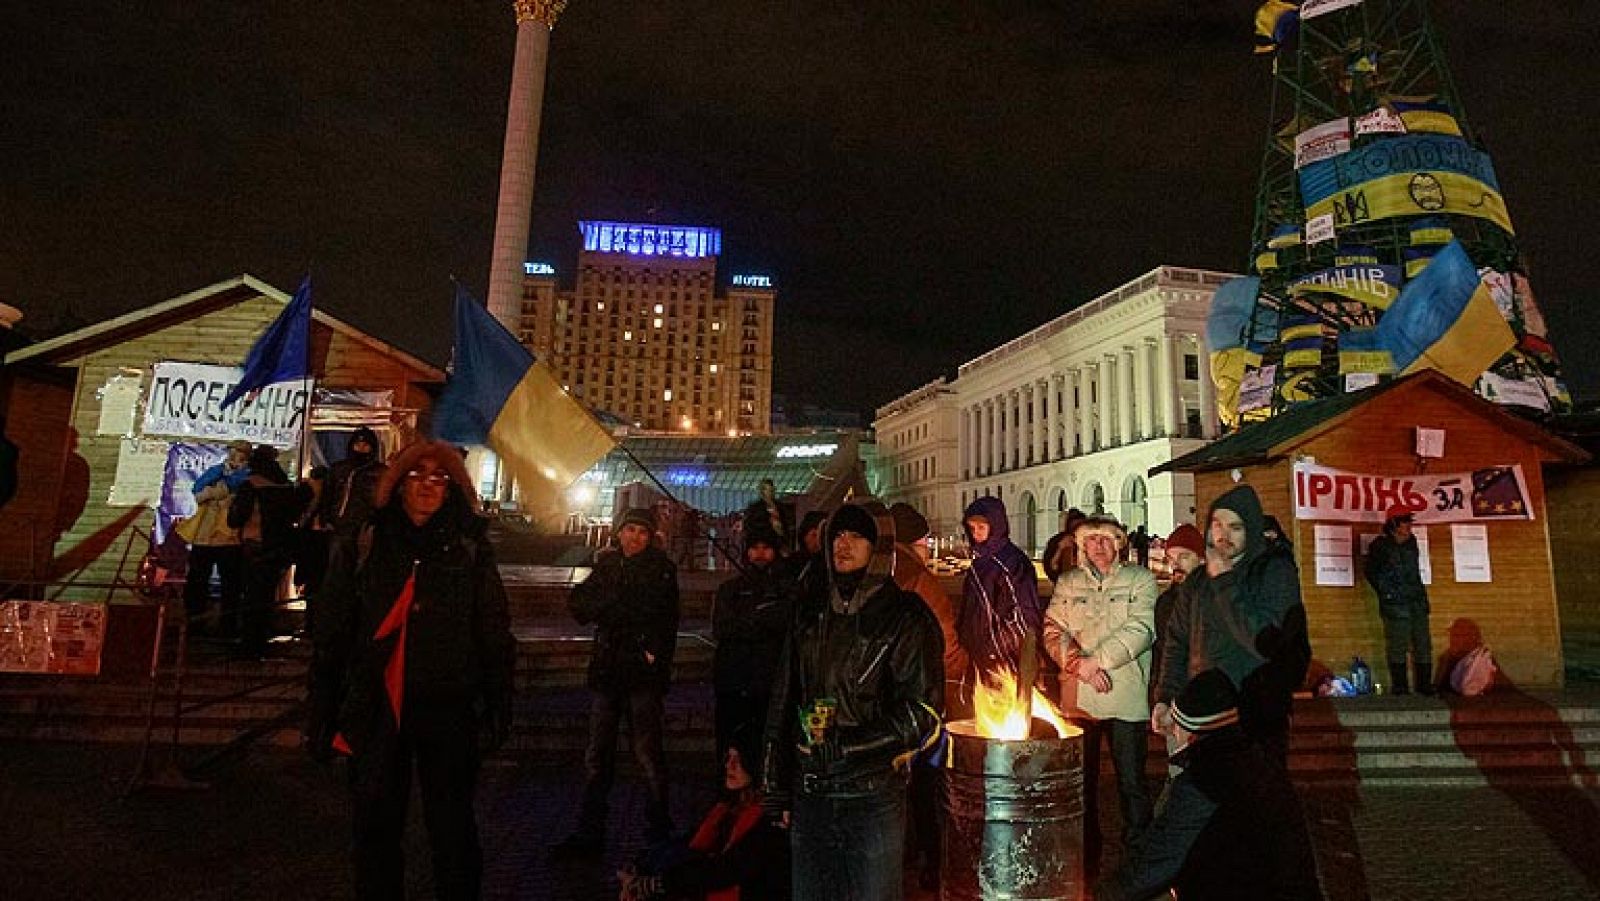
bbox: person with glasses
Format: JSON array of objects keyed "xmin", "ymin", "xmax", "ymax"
[{"xmin": 308, "ymin": 440, "xmax": 515, "ymax": 900}]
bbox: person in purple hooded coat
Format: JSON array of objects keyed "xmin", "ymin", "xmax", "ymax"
[{"xmin": 957, "ymin": 496, "xmax": 1043, "ymax": 705}]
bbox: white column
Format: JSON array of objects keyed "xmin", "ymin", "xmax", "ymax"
[
  {"xmin": 1135, "ymin": 339, "xmax": 1153, "ymax": 440},
  {"xmin": 1033, "ymin": 380, "xmax": 1047, "ymax": 464},
  {"xmin": 1196, "ymin": 334, "xmax": 1218, "ymax": 438},
  {"xmin": 1097, "ymin": 357, "xmax": 1115, "ymax": 451},
  {"xmin": 989, "ymin": 398, "xmax": 1001, "ymax": 474},
  {"xmin": 959, "ymin": 407, "xmax": 970, "ymax": 479},
  {"xmin": 1009, "ymin": 391, "xmax": 1022, "ymax": 470},
  {"xmin": 1049, "ymin": 375, "xmax": 1064, "ymax": 459},
  {"xmin": 1160, "ymin": 334, "xmax": 1180, "ymax": 438},
  {"xmin": 1077, "ymin": 367, "xmax": 1093, "ymax": 454},
  {"xmin": 1118, "ymin": 347, "xmax": 1135, "ymax": 446},
  {"xmin": 1062, "ymin": 371, "xmax": 1078, "ymax": 457}
]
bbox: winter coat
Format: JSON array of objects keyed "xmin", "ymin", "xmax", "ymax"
[
  {"xmin": 958, "ymin": 496, "xmax": 1043, "ymax": 681},
  {"xmin": 317, "ymin": 427, "xmax": 385, "ymax": 535},
  {"xmin": 762, "ymin": 502, "xmax": 944, "ymax": 800},
  {"xmin": 229, "ymin": 469, "xmax": 302, "ymax": 564},
  {"xmin": 712, "ymin": 563, "xmax": 791, "ymax": 698},
  {"xmin": 1095, "ymin": 726, "xmax": 1323, "ymax": 901},
  {"xmin": 894, "ymin": 543, "xmax": 965, "ymax": 707},
  {"xmin": 1365, "ymin": 533, "xmax": 1429, "ymax": 617},
  {"xmin": 1156, "ymin": 486, "xmax": 1310, "ymax": 708},
  {"xmin": 570, "ymin": 544, "xmax": 680, "ymax": 692},
  {"xmin": 309, "ymin": 499, "xmax": 515, "ymax": 756},
  {"xmin": 1045, "ymin": 559, "xmax": 1158, "ymax": 722}
]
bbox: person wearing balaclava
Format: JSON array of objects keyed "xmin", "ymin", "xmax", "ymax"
[
  {"xmin": 1152, "ymin": 485, "xmax": 1311, "ymax": 767},
  {"xmin": 760, "ymin": 500, "xmax": 943, "ymax": 901},
  {"xmin": 318, "ymin": 426, "xmax": 386, "ymax": 537},
  {"xmin": 955, "ymin": 496, "xmax": 1043, "ymax": 710}
]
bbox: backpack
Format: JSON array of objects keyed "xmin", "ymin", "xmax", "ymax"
[{"xmin": 1450, "ymin": 645, "xmax": 1497, "ymax": 697}]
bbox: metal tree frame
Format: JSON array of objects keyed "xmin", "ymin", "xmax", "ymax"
[{"xmin": 1239, "ymin": 0, "xmax": 1551, "ymax": 420}]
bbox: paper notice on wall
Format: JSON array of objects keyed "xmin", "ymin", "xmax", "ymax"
[
  {"xmin": 1414, "ymin": 526, "xmax": 1433, "ymax": 585},
  {"xmin": 1451, "ymin": 523, "xmax": 1491, "ymax": 583},
  {"xmin": 1315, "ymin": 554, "xmax": 1356, "ymax": 587},
  {"xmin": 1304, "ymin": 212, "xmax": 1337, "ymax": 246},
  {"xmin": 95, "ymin": 373, "xmax": 144, "ymax": 436},
  {"xmin": 1314, "ymin": 524, "xmax": 1353, "ymax": 556},
  {"xmin": 109, "ymin": 438, "xmax": 171, "ymax": 506}
]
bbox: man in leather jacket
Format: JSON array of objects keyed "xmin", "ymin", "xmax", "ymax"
[
  {"xmin": 761, "ymin": 500, "xmax": 944, "ymax": 901},
  {"xmin": 555, "ymin": 507, "xmax": 681, "ymax": 853}
]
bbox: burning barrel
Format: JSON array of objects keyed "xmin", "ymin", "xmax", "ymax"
[{"xmin": 941, "ymin": 669, "xmax": 1086, "ymax": 900}]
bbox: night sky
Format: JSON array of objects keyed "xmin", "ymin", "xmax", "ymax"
[{"xmin": 4, "ymin": 1, "xmax": 1595, "ymax": 416}]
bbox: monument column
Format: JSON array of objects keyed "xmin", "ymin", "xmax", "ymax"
[{"xmin": 486, "ymin": 0, "xmax": 570, "ymax": 331}]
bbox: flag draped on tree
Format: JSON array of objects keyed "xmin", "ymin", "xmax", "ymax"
[
  {"xmin": 433, "ymin": 284, "xmax": 615, "ymax": 520},
  {"xmin": 221, "ymin": 275, "xmax": 313, "ymax": 409}
]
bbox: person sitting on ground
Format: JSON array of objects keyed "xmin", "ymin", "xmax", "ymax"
[
  {"xmin": 1095, "ymin": 668, "xmax": 1323, "ymax": 901},
  {"xmin": 618, "ymin": 726, "xmax": 790, "ymax": 900}
]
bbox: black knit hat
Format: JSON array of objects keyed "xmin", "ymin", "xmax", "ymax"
[
  {"xmin": 827, "ymin": 504, "xmax": 878, "ymax": 546},
  {"xmin": 619, "ymin": 507, "xmax": 656, "ymax": 533},
  {"xmin": 1173, "ymin": 669, "xmax": 1240, "ymax": 734},
  {"xmin": 889, "ymin": 502, "xmax": 930, "ymax": 543}
]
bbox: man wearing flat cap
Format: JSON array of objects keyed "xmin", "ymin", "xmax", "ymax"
[{"xmin": 557, "ymin": 507, "xmax": 681, "ymax": 854}]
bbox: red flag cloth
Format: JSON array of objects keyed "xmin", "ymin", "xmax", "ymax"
[
  {"xmin": 330, "ymin": 569, "xmax": 417, "ymax": 756},
  {"xmin": 374, "ymin": 570, "xmax": 417, "ymax": 727}
]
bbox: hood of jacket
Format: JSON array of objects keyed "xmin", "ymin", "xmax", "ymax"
[
  {"xmin": 346, "ymin": 426, "xmax": 381, "ymax": 463},
  {"xmin": 963, "ymin": 495, "xmax": 1013, "ymax": 558},
  {"xmin": 825, "ymin": 500, "xmax": 897, "ymax": 614},
  {"xmin": 1208, "ymin": 484, "xmax": 1266, "ymax": 564}
]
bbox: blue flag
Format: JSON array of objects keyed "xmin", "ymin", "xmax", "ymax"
[{"xmin": 221, "ymin": 275, "xmax": 312, "ymax": 408}]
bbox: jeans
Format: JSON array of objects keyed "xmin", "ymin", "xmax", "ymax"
[
  {"xmin": 349, "ymin": 700, "xmax": 482, "ymax": 900},
  {"xmin": 578, "ymin": 686, "xmax": 671, "ymax": 838},
  {"xmin": 1079, "ymin": 716, "xmax": 1151, "ymax": 873},
  {"xmin": 1383, "ymin": 607, "xmax": 1433, "ymax": 694},
  {"xmin": 792, "ymin": 787, "xmax": 907, "ymax": 901}
]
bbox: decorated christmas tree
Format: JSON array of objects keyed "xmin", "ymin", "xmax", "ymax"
[{"xmin": 1209, "ymin": 0, "xmax": 1567, "ymax": 427}]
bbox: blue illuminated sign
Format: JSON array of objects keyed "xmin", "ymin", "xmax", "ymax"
[
  {"xmin": 524, "ymin": 262, "xmax": 556, "ymax": 276},
  {"xmin": 665, "ymin": 468, "xmax": 711, "ymax": 487},
  {"xmin": 732, "ymin": 275, "xmax": 773, "ymax": 288},
  {"xmin": 579, "ymin": 221, "xmax": 722, "ymax": 259}
]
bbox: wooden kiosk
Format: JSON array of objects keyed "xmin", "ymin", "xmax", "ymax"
[{"xmin": 1152, "ymin": 371, "xmax": 1587, "ymax": 688}]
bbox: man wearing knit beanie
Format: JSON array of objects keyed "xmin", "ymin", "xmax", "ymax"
[
  {"xmin": 1096, "ymin": 669, "xmax": 1322, "ymax": 901},
  {"xmin": 1151, "ymin": 523, "xmax": 1206, "ymax": 708}
]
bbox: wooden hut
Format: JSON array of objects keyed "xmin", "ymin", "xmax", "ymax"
[
  {"xmin": 0, "ymin": 275, "xmax": 443, "ymax": 597},
  {"xmin": 1152, "ymin": 370, "xmax": 1588, "ymax": 688}
]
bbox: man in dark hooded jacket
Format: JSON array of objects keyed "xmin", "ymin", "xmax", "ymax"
[
  {"xmin": 318, "ymin": 427, "xmax": 385, "ymax": 537},
  {"xmin": 762, "ymin": 501, "xmax": 944, "ymax": 901},
  {"xmin": 1153, "ymin": 485, "xmax": 1311, "ymax": 767},
  {"xmin": 957, "ymin": 496, "xmax": 1043, "ymax": 707},
  {"xmin": 1365, "ymin": 507, "xmax": 1432, "ymax": 695}
]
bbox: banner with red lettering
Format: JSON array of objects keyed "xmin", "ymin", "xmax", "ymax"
[{"xmin": 1291, "ymin": 461, "xmax": 1534, "ymax": 524}]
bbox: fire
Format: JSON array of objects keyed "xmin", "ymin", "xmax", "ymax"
[{"xmin": 971, "ymin": 668, "xmax": 1077, "ymax": 740}]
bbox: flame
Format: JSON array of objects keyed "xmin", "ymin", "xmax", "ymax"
[{"xmin": 971, "ymin": 668, "xmax": 1077, "ymax": 740}]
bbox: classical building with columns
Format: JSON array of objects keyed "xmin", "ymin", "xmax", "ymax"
[
  {"xmin": 873, "ymin": 378, "xmax": 963, "ymax": 540},
  {"xmin": 873, "ymin": 265, "xmax": 1238, "ymax": 556}
]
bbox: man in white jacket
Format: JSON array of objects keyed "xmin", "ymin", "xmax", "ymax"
[{"xmin": 1044, "ymin": 516, "xmax": 1157, "ymax": 867}]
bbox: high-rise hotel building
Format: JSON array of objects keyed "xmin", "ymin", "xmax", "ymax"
[{"xmin": 517, "ymin": 221, "xmax": 775, "ymax": 434}]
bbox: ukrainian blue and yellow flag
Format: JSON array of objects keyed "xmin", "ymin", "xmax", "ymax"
[
  {"xmin": 434, "ymin": 284, "xmax": 616, "ymax": 519},
  {"xmin": 1254, "ymin": 1, "xmax": 1300, "ymax": 55},
  {"xmin": 1206, "ymin": 277, "xmax": 1263, "ymax": 429},
  {"xmin": 1375, "ymin": 241, "xmax": 1515, "ymax": 385},
  {"xmin": 1339, "ymin": 328, "xmax": 1395, "ymax": 375},
  {"xmin": 1387, "ymin": 96, "xmax": 1463, "ymax": 136}
]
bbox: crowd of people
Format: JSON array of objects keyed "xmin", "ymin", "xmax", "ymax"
[
  {"xmin": 180, "ymin": 429, "xmax": 1407, "ymax": 899},
  {"xmin": 551, "ymin": 482, "xmax": 1351, "ymax": 901}
]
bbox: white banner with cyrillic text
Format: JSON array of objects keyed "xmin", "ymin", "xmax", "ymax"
[
  {"xmin": 1292, "ymin": 460, "xmax": 1534, "ymax": 524},
  {"xmin": 142, "ymin": 361, "xmax": 310, "ymax": 447}
]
